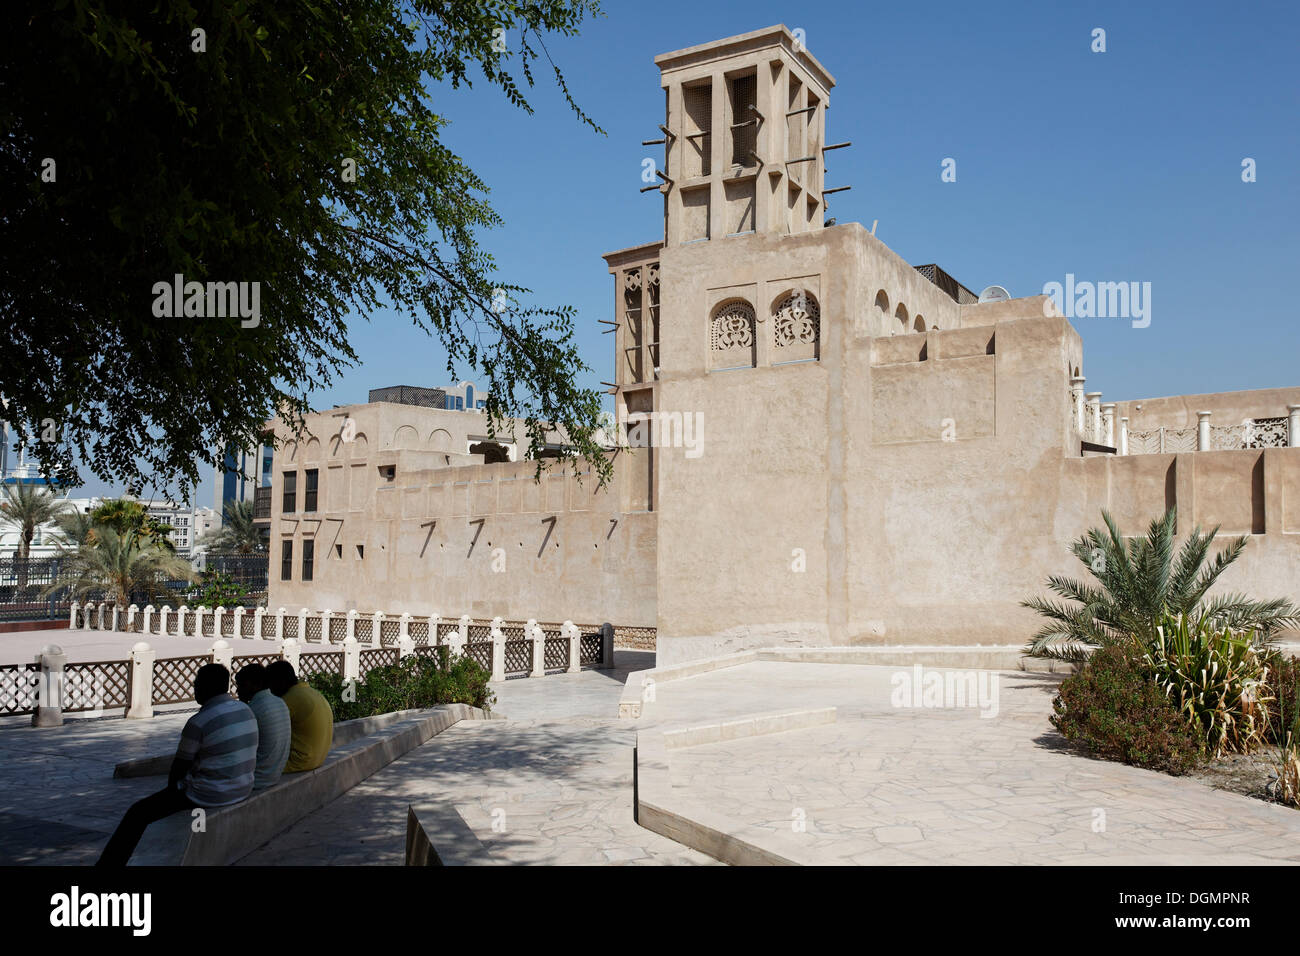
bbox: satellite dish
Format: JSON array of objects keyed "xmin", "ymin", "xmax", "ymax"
[{"xmin": 978, "ymin": 285, "xmax": 1011, "ymax": 303}]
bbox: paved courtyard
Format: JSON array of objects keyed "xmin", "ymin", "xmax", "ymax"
[
  {"xmin": 4, "ymin": 638, "xmax": 1300, "ymax": 866},
  {"xmin": 641, "ymin": 661, "xmax": 1300, "ymax": 865},
  {"xmin": 239, "ymin": 649, "xmax": 715, "ymax": 865}
]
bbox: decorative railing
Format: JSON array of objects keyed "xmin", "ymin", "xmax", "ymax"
[
  {"xmin": 72, "ymin": 599, "xmax": 650, "ymax": 658},
  {"xmin": 35, "ymin": 601, "xmax": 633, "ymax": 724},
  {"xmin": 19, "ymin": 612, "xmax": 613, "ymax": 723},
  {"xmin": 1069, "ymin": 379, "xmax": 1298, "ymax": 457}
]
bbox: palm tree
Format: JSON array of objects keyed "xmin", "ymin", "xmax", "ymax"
[
  {"xmin": 0, "ymin": 483, "xmax": 70, "ymax": 591},
  {"xmin": 199, "ymin": 500, "xmax": 265, "ymax": 554},
  {"xmin": 91, "ymin": 498, "xmax": 174, "ymax": 550},
  {"xmin": 1023, "ymin": 507, "xmax": 1300, "ymax": 662},
  {"xmin": 0, "ymin": 483, "xmax": 68, "ymax": 559},
  {"xmin": 52, "ymin": 526, "xmax": 194, "ymax": 607},
  {"xmin": 51, "ymin": 507, "xmax": 96, "ymax": 551}
]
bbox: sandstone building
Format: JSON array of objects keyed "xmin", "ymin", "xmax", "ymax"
[{"xmin": 265, "ymin": 26, "xmax": 1300, "ymax": 665}]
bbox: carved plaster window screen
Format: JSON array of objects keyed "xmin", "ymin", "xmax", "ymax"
[
  {"xmin": 710, "ymin": 300, "xmax": 756, "ymax": 351},
  {"xmin": 772, "ymin": 291, "xmax": 820, "ymax": 348}
]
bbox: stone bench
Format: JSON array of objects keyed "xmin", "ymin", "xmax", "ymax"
[
  {"xmin": 113, "ymin": 708, "xmax": 439, "ymax": 778},
  {"xmin": 405, "ymin": 804, "xmax": 503, "ymax": 866},
  {"xmin": 127, "ymin": 703, "xmax": 493, "ymax": 865}
]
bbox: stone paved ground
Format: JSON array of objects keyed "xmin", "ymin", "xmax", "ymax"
[
  {"xmin": 239, "ymin": 650, "xmax": 715, "ymax": 865},
  {"xmin": 0, "ymin": 626, "xmax": 344, "ymax": 666},
  {"xmin": 643, "ymin": 661, "xmax": 1300, "ymax": 865},
  {"xmin": 8, "ymin": 646, "xmax": 1300, "ymax": 866},
  {"xmin": 0, "ymin": 711, "xmax": 191, "ymax": 864}
]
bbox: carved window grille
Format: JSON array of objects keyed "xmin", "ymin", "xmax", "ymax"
[
  {"xmin": 772, "ymin": 291, "xmax": 820, "ymax": 361},
  {"xmin": 710, "ymin": 299, "xmax": 756, "ymax": 369}
]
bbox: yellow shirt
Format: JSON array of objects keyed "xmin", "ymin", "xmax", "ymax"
[{"xmin": 281, "ymin": 682, "xmax": 334, "ymax": 772}]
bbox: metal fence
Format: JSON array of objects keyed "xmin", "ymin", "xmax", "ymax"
[{"xmin": 0, "ymin": 557, "xmax": 71, "ymax": 623}]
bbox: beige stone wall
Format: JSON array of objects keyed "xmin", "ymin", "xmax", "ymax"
[
  {"xmin": 1112, "ymin": 387, "xmax": 1300, "ymax": 431},
  {"xmin": 265, "ymin": 406, "xmax": 655, "ymax": 626},
  {"xmin": 651, "ymin": 220, "xmax": 1300, "ymax": 664}
]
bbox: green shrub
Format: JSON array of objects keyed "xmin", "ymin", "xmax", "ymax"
[
  {"xmin": 309, "ymin": 652, "xmax": 494, "ymax": 721},
  {"xmin": 1141, "ymin": 613, "xmax": 1268, "ymax": 757},
  {"xmin": 188, "ymin": 570, "xmax": 249, "ymax": 608},
  {"xmin": 1262, "ymin": 650, "xmax": 1300, "ymax": 745},
  {"xmin": 1051, "ymin": 645, "xmax": 1204, "ymax": 775}
]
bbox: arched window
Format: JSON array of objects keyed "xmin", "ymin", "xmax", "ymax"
[
  {"xmin": 710, "ymin": 298, "xmax": 757, "ymax": 369},
  {"xmin": 874, "ymin": 290, "xmax": 890, "ymax": 313},
  {"xmin": 469, "ymin": 441, "xmax": 511, "ymax": 464},
  {"xmin": 895, "ymin": 303, "xmax": 909, "ymax": 329},
  {"xmin": 771, "ymin": 289, "xmax": 820, "ymax": 363},
  {"xmin": 913, "ymin": 316, "xmax": 925, "ymax": 333},
  {"xmin": 465, "ymin": 384, "xmax": 474, "ymax": 408}
]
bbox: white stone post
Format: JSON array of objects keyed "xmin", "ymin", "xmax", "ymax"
[
  {"xmin": 321, "ymin": 609, "xmax": 333, "ymax": 643},
  {"xmin": 233, "ymin": 606, "xmax": 245, "ymax": 639},
  {"xmin": 297, "ymin": 607, "xmax": 308, "ymax": 644},
  {"xmin": 371, "ymin": 612, "xmax": 383, "ymax": 648},
  {"xmin": 342, "ymin": 636, "xmax": 360, "ymax": 685},
  {"xmin": 274, "ymin": 607, "xmax": 285, "ymax": 642},
  {"xmin": 69, "ymin": 601, "xmax": 79, "ymax": 629},
  {"xmin": 109, "ymin": 604, "xmax": 120, "ymax": 632},
  {"xmin": 1071, "ymin": 376, "xmax": 1086, "ymax": 432},
  {"xmin": 1086, "ymin": 392, "xmax": 1102, "ymax": 443},
  {"xmin": 253, "ymin": 606, "xmax": 266, "ymax": 639},
  {"xmin": 176, "ymin": 605, "xmax": 189, "ymax": 636},
  {"xmin": 398, "ymin": 632, "xmax": 415, "ymax": 659},
  {"xmin": 211, "ymin": 638, "xmax": 233, "ymax": 671},
  {"xmin": 399, "ymin": 612, "xmax": 411, "ymax": 643},
  {"xmin": 459, "ymin": 614, "xmax": 470, "ymax": 646},
  {"xmin": 427, "ymin": 615, "xmax": 440, "ymax": 650},
  {"xmin": 447, "ymin": 619, "xmax": 465, "ymax": 660},
  {"xmin": 127, "ymin": 641, "xmax": 155, "ymax": 720},
  {"xmin": 141, "ymin": 604, "xmax": 154, "ymax": 635},
  {"xmin": 82, "ymin": 602, "xmax": 94, "ymax": 629},
  {"xmin": 281, "ymin": 637, "xmax": 301, "ymax": 673},
  {"xmin": 529, "ymin": 620, "xmax": 545, "ymax": 678},
  {"xmin": 32, "ymin": 644, "xmax": 67, "ymax": 728},
  {"xmin": 96, "ymin": 602, "xmax": 106, "ymax": 630},
  {"xmin": 213, "ymin": 606, "xmax": 226, "ymax": 639},
  {"xmin": 1119, "ymin": 416, "xmax": 1129, "ymax": 456},
  {"xmin": 1197, "ymin": 411, "xmax": 1211, "ymax": 452},
  {"xmin": 1288, "ymin": 405, "xmax": 1300, "ymax": 448},
  {"xmin": 157, "ymin": 605, "xmax": 170, "ymax": 637},
  {"xmin": 197, "ymin": 605, "xmax": 211, "ymax": 638},
  {"xmin": 565, "ymin": 620, "xmax": 580, "ymax": 674},
  {"xmin": 1101, "ymin": 403, "xmax": 1116, "ymax": 448},
  {"xmin": 346, "ymin": 608, "xmax": 358, "ymax": 642},
  {"xmin": 126, "ymin": 603, "xmax": 138, "ymax": 632},
  {"xmin": 490, "ymin": 618, "xmax": 505, "ymax": 682}
]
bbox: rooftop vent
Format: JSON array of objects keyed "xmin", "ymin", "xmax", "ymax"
[
  {"xmin": 913, "ymin": 263, "xmax": 978, "ymax": 304},
  {"xmin": 367, "ymin": 386, "xmax": 447, "ymax": 408}
]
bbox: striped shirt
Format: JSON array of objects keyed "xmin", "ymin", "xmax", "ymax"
[
  {"xmin": 246, "ymin": 688, "xmax": 292, "ymax": 790},
  {"xmin": 175, "ymin": 695, "xmax": 259, "ymax": 807}
]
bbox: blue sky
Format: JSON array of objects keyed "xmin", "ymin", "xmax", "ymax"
[{"xmin": 95, "ymin": 0, "xmax": 1300, "ymax": 503}]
